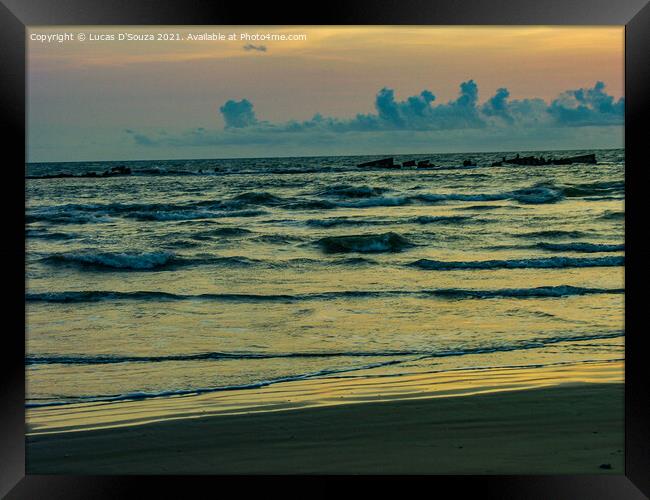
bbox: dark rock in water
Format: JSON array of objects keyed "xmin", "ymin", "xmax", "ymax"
[
  {"xmin": 502, "ymin": 153, "xmax": 597, "ymax": 166},
  {"xmin": 551, "ymin": 153, "xmax": 597, "ymax": 165},
  {"xmin": 491, "ymin": 161, "xmax": 503, "ymax": 167},
  {"xmin": 417, "ymin": 160, "xmax": 435, "ymax": 168},
  {"xmin": 402, "ymin": 160, "xmax": 416, "ymax": 167},
  {"xmin": 357, "ymin": 157, "xmax": 395, "ymax": 168},
  {"xmin": 504, "ymin": 154, "xmax": 545, "ymax": 166},
  {"xmin": 316, "ymin": 232, "xmax": 414, "ymax": 254},
  {"xmin": 463, "ymin": 159, "xmax": 476, "ymax": 167},
  {"xmin": 599, "ymin": 463, "xmax": 613, "ymax": 470}
]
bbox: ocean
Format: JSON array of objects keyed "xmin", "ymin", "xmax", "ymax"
[{"xmin": 25, "ymin": 149, "xmax": 625, "ymax": 407}]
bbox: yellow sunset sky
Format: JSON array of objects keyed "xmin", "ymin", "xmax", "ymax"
[{"xmin": 28, "ymin": 26, "xmax": 624, "ymax": 161}]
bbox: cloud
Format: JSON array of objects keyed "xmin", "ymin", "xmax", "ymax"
[
  {"xmin": 267, "ymin": 80, "xmax": 486, "ymax": 133},
  {"xmin": 124, "ymin": 128, "xmax": 156, "ymax": 145},
  {"xmin": 481, "ymin": 87, "xmax": 513, "ymax": 124},
  {"xmin": 128, "ymin": 81, "xmax": 623, "ymax": 149},
  {"xmin": 547, "ymin": 81, "xmax": 624, "ymax": 126},
  {"xmin": 219, "ymin": 99, "xmax": 258, "ymax": 128},
  {"xmin": 243, "ymin": 44, "xmax": 267, "ymax": 52},
  {"xmin": 366, "ymin": 85, "xmax": 480, "ymax": 130}
]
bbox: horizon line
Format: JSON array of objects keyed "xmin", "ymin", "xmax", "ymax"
[{"xmin": 26, "ymin": 146, "xmax": 623, "ymax": 166}]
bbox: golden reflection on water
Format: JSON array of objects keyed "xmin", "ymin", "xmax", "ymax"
[{"xmin": 27, "ymin": 360, "xmax": 623, "ymax": 435}]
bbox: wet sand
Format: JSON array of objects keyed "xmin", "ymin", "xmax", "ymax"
[{"xmin": 27, "ymin": 365, "xmax": 624, "ymax": 474}]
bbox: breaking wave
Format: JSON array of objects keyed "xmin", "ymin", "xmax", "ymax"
[
  {"xmin": 27, "ymin": 285, "xmax": 623, "ymax": 304},
  {"xmin": 513, "ymin": 230, "xmax": 589, "ymax": 239},
  {"xmin": 316, "ymin": 232, "xmax": 414, "ymax": 253},
  {"xmin": 535, "ymin": 242, "xmax": 624, "ymax": 253},
  {"xmin": 600, "ymin": 210, "xmax": 625, "ymax": 221},
  {"xmin": 409, "ymin": 255, "xmax": 624, "ymax": 270},
  {"xmin": 25, "ymin": 331, "xmax": 623, "ymax": 406},
  {"xmin": 411, "ymin": 215, "xmax": 473, "ymax": 224},
  {"xmin": 317, "ymin": 184, "xmax": 390, "ymax": 198},
  {"xmin": 42, "ymin": 251, "xmax": 178, "ymax": 270},
  {"xmin": 26, "ymin": 178, "xmax": 624, "ymax": 228}
]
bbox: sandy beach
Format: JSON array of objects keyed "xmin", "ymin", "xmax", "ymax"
[{"xmin": 27, "ymin": 362, "xmax": 624, "ymax": 474}]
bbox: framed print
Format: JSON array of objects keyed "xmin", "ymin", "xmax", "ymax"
[{"xmin": 1, "ymin": 0, "xmax": 649, "ymax": 497}]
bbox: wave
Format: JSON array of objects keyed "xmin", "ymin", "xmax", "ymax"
[
  {"xmin": 409, "ymin": 181, "xmax": 618, "ymax": 206},
  {"xmin": 25, "ymin": 331, "xmax": 623, "ymax": 406},
  {"xmin": 29, "ymin": 203, "xmax": 268, "ymax": 224},
  {"xmin": 27, "ymin": 178, "xmax": 620, "ymax": 228},
  {"xmin": 306, "ymin": 217, "xmax": 388, "ymax": 228},
  {"xmin": 410, "ymin": 255, "xmax": 624, "ymax": 270},
  {"xmin": 27, "ymin": 290, "xmax": 297, "ymax": 303},
  {"xmin": 217, "ymin": 209, "xmax": 268, "ymax": 218},
  {"xmin": 230, "ymin": 191, "xmax": 284, "ymax": 206},
  {"xmin": 124, "ymin": 208, "xmax": 267, "ymax": 221},
  {"xmin": 38, "ymin": 251, "xmax": 382, "ymax": 272},
  {"xmin": 427, "ymin": 285, "xmax": 624, "ymax": 298},
  {"xmin": 210, "ymin": 256, "xmax": 263, "ymax": 267},
  {"xmin": 162, "ymin": 239, "xmax": 201, "ymax": 249},
  {"xmin": 337, "ymin": 196, "xmax": 410, "ymax": 208},
  {"xmin": 456, "ymin": 205, "xmax": 507, "ymax": 211},
  {"xmin": 600, "ymin": 210, "xmax": 625, "ymax": 221},
  {"xmin": 413, "ymin": 193, "xmax": 506, "ymax": 203},
  {"xmin": 513, "ymin": 230, "xmax": 589, "ymax": 239},
  {"xmin": 317, "ymin": 184, "xmax": 390, "ymax": 198},
  {"xmin": 508, "ymin": 185, "xmax": 564, "ymax": 204},
  {"xmin": 199, "ymin": 227, "xmax": 254, "ymax": 237},
  {"xmin": 305, "ymin": 215, "xmax": 476, "ymax": 228},
  {"xmin": 25, "ymin": 358, "xmax": 409, "ymax": 407},
  {"xmin": 252, "ymin": 234, "xmax": 305, "ymax": 245},
  {"xmin": 411, "ymin": 215, "xmax": 473, "ymax": 225},
  {"xmin": 316, "ymin": 232, "xmax": 414, "ymax": 253},
  {"xmin": 26, "ymin": 229, "xmax": 79, "ymax": 240},
  {"xmin": 26, "ymin": 212, "xmax": 114, "ymax": 225},
  {"xmin": 411, "ymin": 185, "xmax": 562, "ymax": 205},
  {"xmin": 42, "ymin": 251, "xmax": 179, "ymax": 270},
  {"xmin": 25, "ymin": 350, "xmax": 414, "ymax": 365},
  {"xmin": 26, "ymin": 329, "xmax": 624, "ymax": 367},
  {"xmin": 284, "ymin": 199, "xmax": 338, "ymax": 210},
  {"xmin": 535, "ymin": 242, "xmax": 624, "ymax": 253},
  {"xmin": 122, "ymin": 209, "xmax": 216, "ymax": 221},
  {"xmin": 560, "ymin": 180, "xmax": 624, "ymax": 198},
  {"xmin": 26, "ymin": 285, "xmax": 623, "ymax": 304}
]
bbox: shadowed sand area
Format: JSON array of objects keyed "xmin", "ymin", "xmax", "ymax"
[{"xmin": 26, "ymin": 361, "xmax": 623, "ymax": 474}]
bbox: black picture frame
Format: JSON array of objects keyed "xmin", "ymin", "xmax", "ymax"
[{"xmin": 1, "ymin": 0, "xmax": 648, "ymax": 497}]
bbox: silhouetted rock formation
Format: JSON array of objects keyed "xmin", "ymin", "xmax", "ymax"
[
  {"xmin": 356, "ymin": 158, "xmax": 395, "ymax": 168},
  {"xmin": 502, "ymin": 153, "xmax": 596, "ymax": 166},
  {"xmin": 550, "ymin": 153, "xmax": 596, "ymax": 165}
]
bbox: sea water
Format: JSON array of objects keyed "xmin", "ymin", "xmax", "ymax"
[{"xmin": 25, "ymin": 149, "xmax": 625, "ymax": 406}]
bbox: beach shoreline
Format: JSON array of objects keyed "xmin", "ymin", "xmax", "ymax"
[{"xmin": 27, "ymin": 361, "xmax": 624, "ymax": 474}]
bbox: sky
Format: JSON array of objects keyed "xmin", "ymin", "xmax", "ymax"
[{"xmin": 27, "ymin": 26, "xmax": 624, "ymax": 162}]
